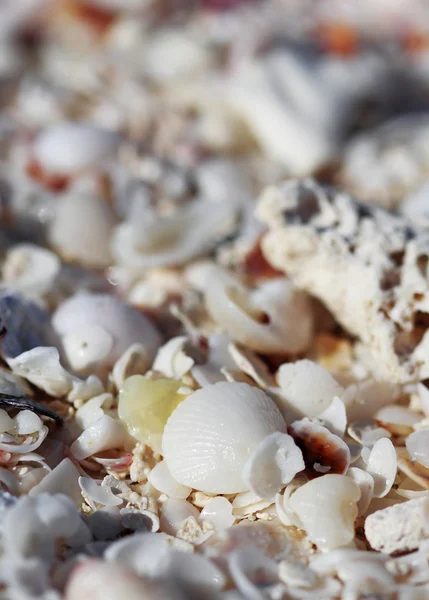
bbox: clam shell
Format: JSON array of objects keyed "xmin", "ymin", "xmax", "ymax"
[{"xmin": 162, "ymin": 382, "xmax": 286, "ymax": 494}]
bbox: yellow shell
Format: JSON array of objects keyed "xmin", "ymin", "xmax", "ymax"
[{"xmin": 118, "ymin": 375, "xmax": 186, "ymax": 452}]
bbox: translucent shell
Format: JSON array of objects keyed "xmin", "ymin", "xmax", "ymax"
[{"xmin": 162, "ymin": 382, "xmax": 286, "ymax": 494}]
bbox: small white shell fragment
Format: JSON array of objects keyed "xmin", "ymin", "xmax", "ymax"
[
  {"xmin": 147, "ymin": 461, "xmax": 191, "ymax": 499},
  {"xmin": 287, "ymin": 474, "xmax": 361, "ymax": 550},
  {"xmin": 0, "ymin": 409, "xmax": 16, "ymax": 433},
  {"xmin": 228, "ymin": 547, "xmax": 279, "ymax": 600},
  {"xmin": 366, "ymin": 437, "xmax": 397, "ymax": 498},
  {"xmin": 29, "ymin": 458, "xmax": 82, "ymax": 508},
  {"xmin": 375, "ymin": 405, "xmax": 422, "ymax": 435},
  {"xmin": 205, "ymin": 272, "xmax": 313, "ymax": 355},
  {"xmin": 276, "ymin": 360, "xmax": 344, "ymax": 418},
  {"xmin": 65, "ymin": 559, "xmax": 184, "ymax": 600},
  {"xmin": 112, "ymin": 343, "xmax": 150, "ymax": 389},
  {"xmin": 6, "ymin": 346, "xmax": 73, "ymax": 397},
  {"xmin": 14, "ymin": 410, "xmax": 43, "ymax": 435},
  {"xmin": 342, "ymin": 380, "xmax": 401, "ymax": 423},
  {"xmin": 347, "ymin": 467, "xmax": 375, "ymax": 516},
  {"xmin": 62, "ymin": 326, "xmax": 114, "ymax": 372},
  {"xmin": 317, "ymin": 396, "xmax": 347, "ymax": 438},
  {"xmin": 105, "ymin": 532, "xmax": 173, "ymax": 579},
  {"xmin": 365, "ymin": 497, "xmax": 429, "ymax": 554},
  {"xmin": 33, "ymin": 122, "xmax": 120, "ymax": 175},
  {"xmin": 159, "ymin": 499, "xmax": 201, "ymax": 537},
  {"xmin": 406, "ymin": 429, "xmax": 429, "ymax": 468},
  {"xmin": 1, "ymin": 244, "xmax": 60, "ymax": 299},
  {"xmin": 241, "ymin": 432, "xmax": 304, "ymax": 499},
  {"xmin": 162, "ymin": 382, "xmax": 286, "ymax": 494},
  {"xmin": 199, "ymin": 497, "xmax": 235, "ymax": 531},
  {"xmin": 153, "ymin": 336, "xmax": 194, "ymax": 380},
  {"xmin": 49, "ymin": 188, "xmax": 116, "ymax": 268},
  {"xmin": 417, "ymin": 383, "xmax": 429, "ymax": 417},
  {"xmin": 71, "ymin": 415, "xmax": 131, "ymax": 460},
  {"xmin": 53, "ymin": 293, "xmax": 161, "ymax": 372},
  {"xmin": 163, "ymin": 550, "xmax": 226, "ymax": 597},
  {"xmin": 79, "ymin": 476, "xmax": 123, "ymax": 508},
  {"xmin": 75, "ymin": 393, "xmax": 113, "ymax": 430}
]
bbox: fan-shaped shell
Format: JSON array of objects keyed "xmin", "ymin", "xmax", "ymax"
[{"xmin": 162, "ymin": 382, "xmax": 286, "ymax": 494}]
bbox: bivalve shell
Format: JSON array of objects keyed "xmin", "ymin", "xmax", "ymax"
[{"xmin": 162, "ymin": 382, "xmax": 286, "ymax": 494}]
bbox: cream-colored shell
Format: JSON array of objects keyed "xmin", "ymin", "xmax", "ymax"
[{"xmin": 162, "ymin": 382, "xmax": 286, "ymax": 494}]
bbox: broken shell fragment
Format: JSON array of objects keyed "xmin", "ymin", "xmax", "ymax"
[
  {"xmin": 366, "ymin": 437, "xmax": 397, "ymax": 498},
  {"xmin": 276, "ymin": 360, "xmax": 344, "ymax": 419},
  {"xmin": 288, "ymin": 419, "xmax": 351, "ymax": 479},
  {"xmin": 375, "ymin": 405, "xmax": 422, "ymax": 436},
  {"xmin": 347, "ymin": 467, "xmax": 374, "ymax": 516},
  {"xmin": 147, "ymin": 461, "xmax": 191, "ymax": 499},
  {"xmin": 241, "ymin": 431, "xmax": 305, "ymax": 499},
  {"xmin": 287, "ymin": 474, "xmax": 360, "ymax": 550},
  {"xmin": 406, "ymin": 429, "xmax": 429, "ymax": 468},
  {"xmin": 205, "ymin": 271, "xmax": 313, "ymax": 355},
  {"xmin": 162, "ymin": 382, "xmax": 286, "ymax": 494}
]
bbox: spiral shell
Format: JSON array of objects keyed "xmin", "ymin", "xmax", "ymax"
[{"xmin": 162, "ymin": 382, "xmax": 286, "ymax": 494}]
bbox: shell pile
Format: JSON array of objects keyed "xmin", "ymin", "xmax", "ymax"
[{"xmin": 3, "ymin": 1, "xmax": 429, "ymax": 599}]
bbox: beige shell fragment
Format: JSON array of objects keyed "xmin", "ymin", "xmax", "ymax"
[{"xmin": 257, "ymin": 178, "xmax": 429, "ymax": 383}]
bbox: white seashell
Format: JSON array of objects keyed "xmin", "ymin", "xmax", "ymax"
[
  {"xmin": 68, "ymin": 374, "xmax": 104, "ymax": 403},
  {"xmin": 29, "ymin": 458, "xmax": 82, "ymax": 507},
  {"xmin": 75, "ymin": 393, "xmax": 113, "ymax": 430},
  {"xmin": 105, "ymin": 532, "xmax": 173, "ymax": 579},
  {"xmin": 49, "ymin": 188, "xmax": 116, "ymax": 268},
  {"xmin": 62, "ymin": 326, "xmax": 114, "ymax": 372},
  {"xmin": 112, "ymin": 200, "xmax": 237, "ymax": 272},
  {"xmin": 228, "ymin": 343, "xmax": 275, "ymax": 389},
  {"xmin": 162, "ymin": 550, "xmax": 226, "ymax": 597},
  {"xmin": 162, "ymin": 382, "xmax": 286, "ymax": 494},
  {"xmin": 53, "ymin": 293, "xmax": 161, "ymax": 373},
  {"xmin": 317, "ymin": 396, "xmax": 347, "ymax": 438},
  {"xmin": 228, "ymin": 547, "xmax": 279, "ymax": 600},
  {"xmin": 79, "ymin": 477, "xmax": 123, "ymax": 508},
  {"xmin": 287, "ymin": 474, "xmax": 360, "ymax": 550},
  {"xmin": 347, "ymin": 420, "xmax": 392, "ymax": 448},
  {"xmin": 0, "ymin": 427, "xmax": 48, "ymax": 454},
  {"xmin": 153, "ymin": 337, "xmax": 195, "ymax": 380},
  {"xmin": 1, "ymin": 244, "xmax": 60, "ymax": 300},
  {"xmin": 417, "ymin": 383, "xmax": 429, "ymax": 418},
  {"xmin": 160, "ymin": 499, "xmax": 201, "ymax": 538},
  {"xmin": 375, "ymin": 405, "xmax": 422, "ymax": 435},
  {"xmin": 71, "ymin": 415, "xmax": 131, "ymax": 461},
  {"xmin": 195, "ymin": 159, "xmax": 253, "ymax": 209},
  {"xmin": 406, "ymin": 429, "xmax": 429, "ymax": 468},
  {"xmin": 276, "ymin": 360, "xmax": 344, "ymax": 419},
  {"xmin": 347, "ymin": 467, "xmax": 374, "ymax": 516},
  {"xmin": 112, "ymin": 343, "xmax": 151, "ymax": 389},
  {"xmin": 0, "ymin": 367, "xmax": 33, "ymax": 399},
  {"xmin": 65, "ymin": 560, "xmax": 185, "ymax": 600},
  {"xmin": 342, "ymin": 380, "xmax": 400, "ymax": 423},
  {"xmin": 200, "ymin": 497, "xmax": 235, "ymax": 531},
  {"xmin": 205, "ymin": 272, "xmax": 313, "ymax": 355},
  {"xmin": 14, "ymin": 410, "xmax": 42, "ymax": 435},
  {"xmin": 33, "ymin": 122, "xmax": 120, "ymax": 175},
  {"xmin": 6, "ymin": 346, "xmax": 73, "ymax": 397},
  {"xmin": 366, "ymin": 437, "xmax": 397, "ymax": 498},
  {"xmin": 242, "ymin": 432, "xmax": 304, "ymax": 499},
  {"xmin": 147, "ymin": 461, "xmax": 191, "ymax": 500}
]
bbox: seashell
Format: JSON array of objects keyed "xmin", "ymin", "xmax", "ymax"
[
  {"xmin": 205, "ymin": 272, "xmax": 313, "ymax": 355},
  {"xmin": 112, "ymin": 343, "xmax": 151, "ymax": 389},
  {"xmin": 75, "ymin": 393, "xmax": 113, "ymax": 430},
  {"xmin": 159, "ymin": 499, "xmax": 201, "ymax": 537},
  {"xmin": 195, "ymin": 158, "xmax": 253, "ymax": 209},
  {"xmin": 317, "ymin": 396, "xmax": 347, "ymax": 438},
  {"xmin": 200, "ymin": 497, "xmax": 235, "ymax": 531},
  {"xmin": 242, "ymin": 432, "xmax": 305, "ymax": 499},
  {"xmin": 162, "ymin": 382, "xmax": 286, "ymax": 494},
  {"xmin": 112, "ymin": 200, "xmax": 237, "ymax": 272},
  {"xmin": 118, "ymin": 376, "xmax": 186, "ymax": 453},
  {"xmin": 53, "ymin": 293, "xmax": 161, "ymax": 373},
  {"xmin": 417, "ymin": 383, "xmax": 429, "ymax": 418},
  {"xmin": 152, "ymin": 336, "xmax": 195, "ymax": 380},
  {"xmin": 147, "ymin": 461, "xmax": 191, "ymax": 500},
  {"xmin": 228, "ymin": 343, "xmax": 275, "ymax": 389},
  {"xmin": 347, "ymin": 420, "xmax": 392, "ymax": 448},
  {"xmin": 79, "ymin": 476, "xmax": 123, "ymax": 508},
  {"xmin": 105, "ymin": 532, "xmax": 174, "ymax": 579},
  {"xmin": 288, "ymin": 419, "xmax": 350, "ymax": 479},
  {"xmin": 7, "ymin": 347, "xmax": 73, "ymax": 397},
  {"xmin": 71, "ymin": 415, "xmax": 131, "ymax": 460},
  {"xmin": 1, "ymin": 244, "xmax": 61, "ymax": 300},
  {"xmin": 49, "ymin": 185, "xmax": 116, "ymax": 268},
  {"xmin": 14, "ymin": 410, "xmax": 43, "ymax": 435},
  {"xmin": 228, "ymin": 547, "xmax": 279, "ymax": 600},
  {"xmin": 406, "ymin": 429, "xmax": 429, "ymax": 468},
  {"xmin": 233, "ymin": 489, "xmax": 273, "ymax": 517},
  {"xmin": 0, "ymin": 409, "xmax": 15, "ymax": 433},
  {"xmin": 347, "ymin": 467, "xmax": 374, "ymax": 516},
  {"xmin": 33, "ymin": 122, "xmax": 121, "ymax": 176},
  {"xmin": 395, "ymin": 476, "xmax": 429, "ymax": 500},
  {"xmin": 375, "ymin": 405, "xmax": 422, "ymax": 436},
  {"xmin": 65, "ymin": 560, "xmax": 185, "ymax": 600},
  {"xmin": 342, "ymin": 380, "xmax": 401, "ymax": 423},
  {"xmin": 287, "ymin": 474, "xmax": 360, "ymax": 550},
  {"xmin": 276, "ymin": 360, "xmax": 344, "ymax": 419},
  {"xmin": 29, "ymin": 458, "xmax": 82, "ymax": 507},
  {"xmin": 366, "ymin": 437, "xmax": 397, "ymax": 498}
]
